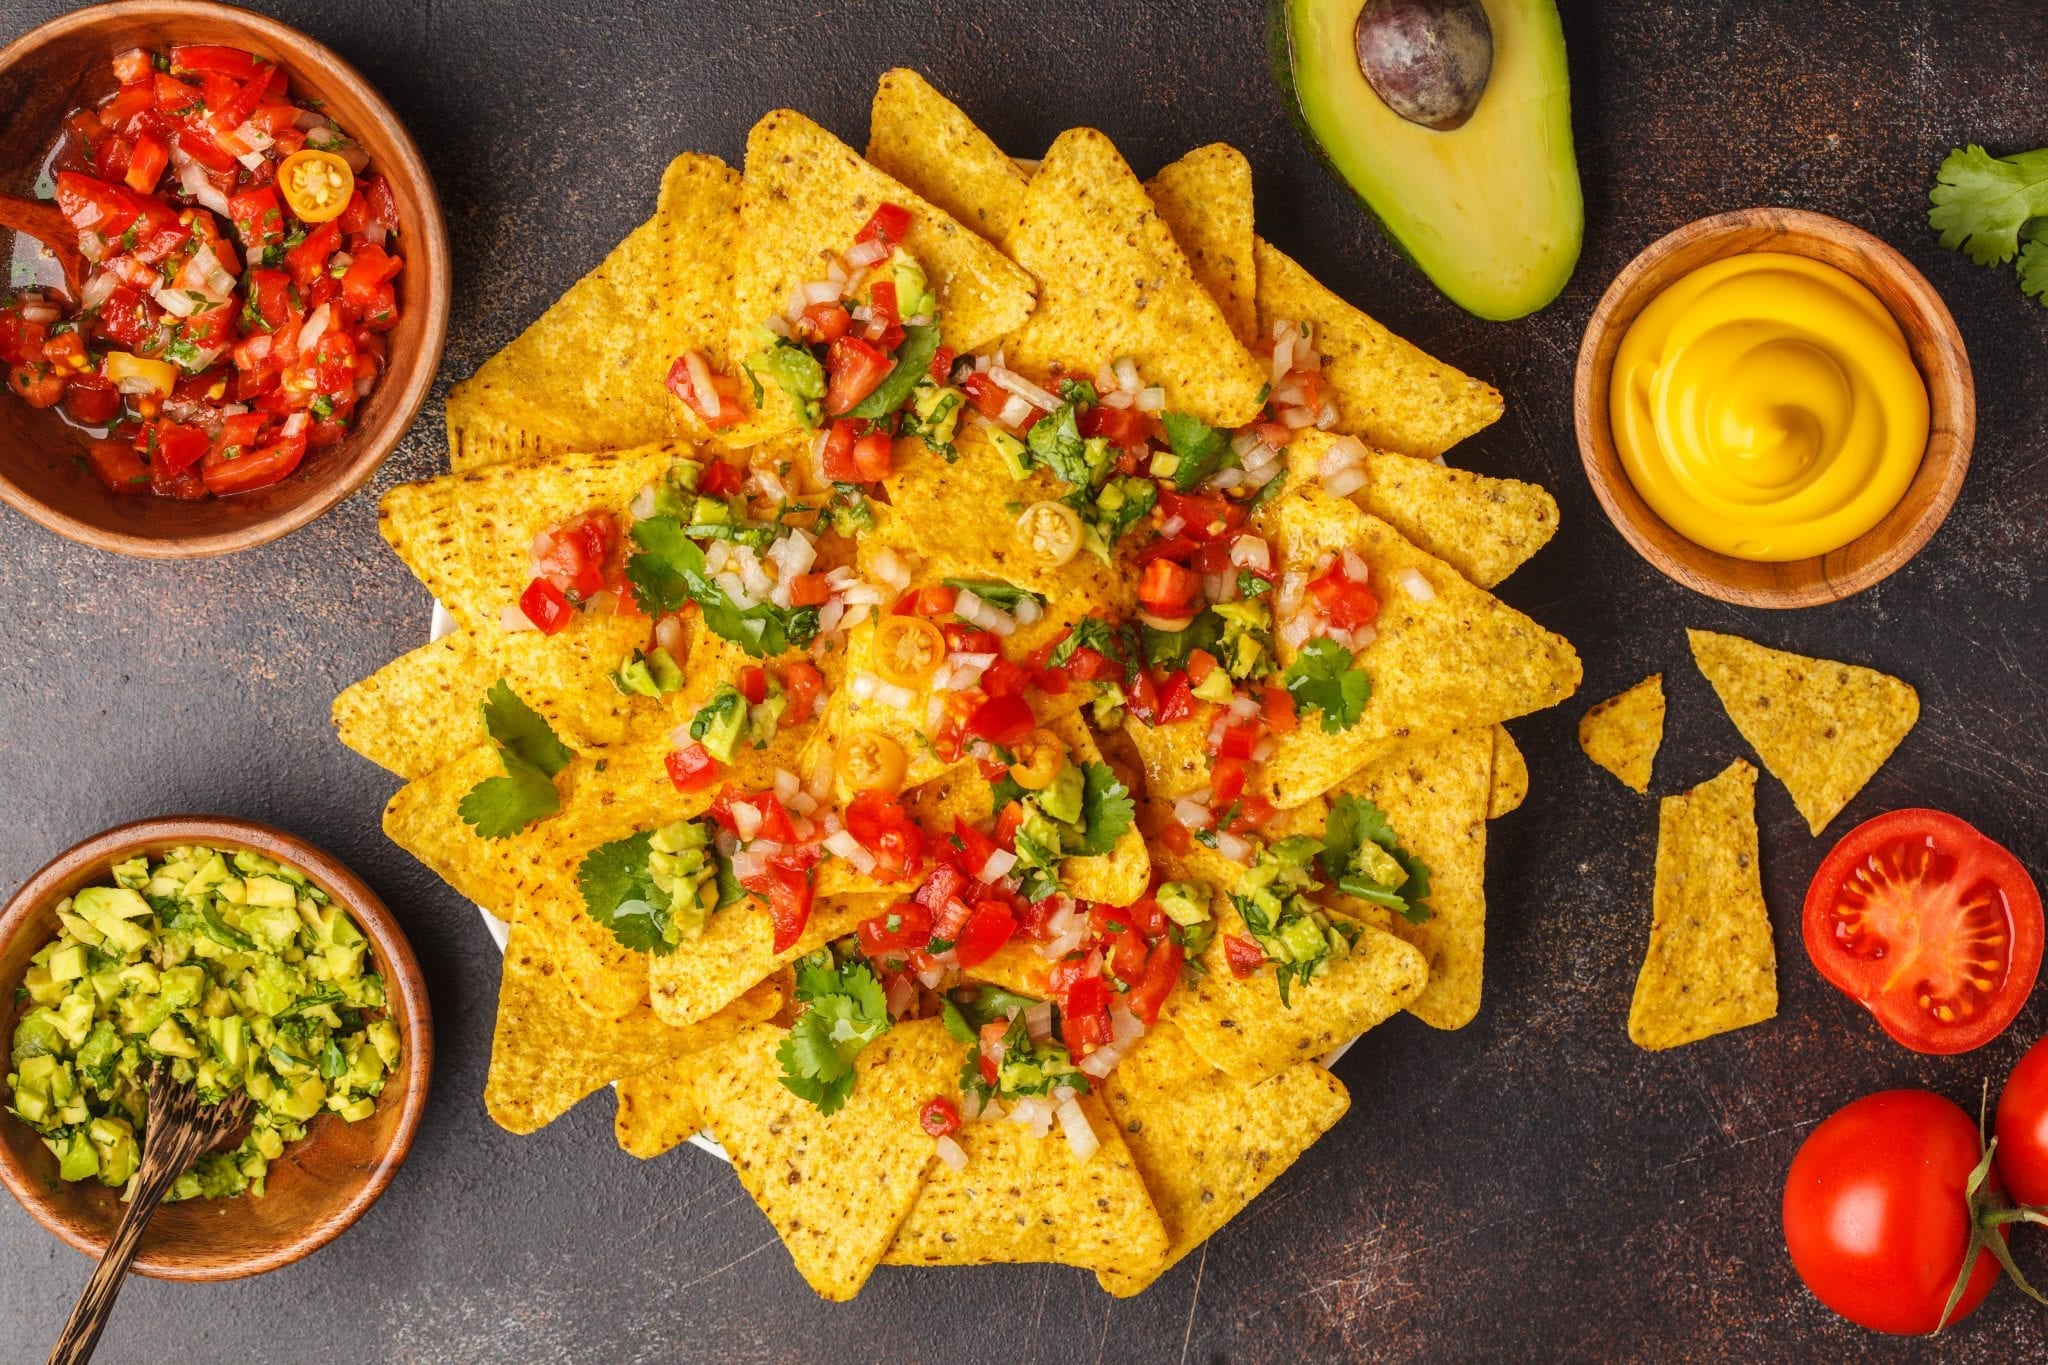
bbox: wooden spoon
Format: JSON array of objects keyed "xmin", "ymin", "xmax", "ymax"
[
  {"xmin": 0, "ymin": 192, "xmax": 86, "ymax": 299},
  {"xmin": 46, "ymin": 1072, "xmax": 253, "ymax": 1365}
]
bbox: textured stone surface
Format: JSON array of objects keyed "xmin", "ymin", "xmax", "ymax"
[{"xmin": 3, "ymin": 0, "xmax": 2047, "ymax": 1358}]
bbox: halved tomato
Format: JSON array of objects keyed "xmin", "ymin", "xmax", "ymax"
[{"xmin": 1801, "ymin": 808, "xmax": 2044, "ymax": 1055}]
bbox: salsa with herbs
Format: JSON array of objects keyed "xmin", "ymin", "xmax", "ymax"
[{"xmin": 0, "ymin": 43, "xmax": 404, "ymax": 500}]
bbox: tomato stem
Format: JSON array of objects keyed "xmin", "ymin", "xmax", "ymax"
[{"xmin": 1934, "ymin": 1097, "xmax": 2048, "ymax": 1333}]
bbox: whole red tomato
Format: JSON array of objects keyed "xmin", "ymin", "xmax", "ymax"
[
  {"xmin": 1783, "ymin": 1090, "xmax": 2003, "ymax": 1334},
  {"xmin": 1996, "ymin": 1035, "xmax": 2048, "ymax": 1206}
]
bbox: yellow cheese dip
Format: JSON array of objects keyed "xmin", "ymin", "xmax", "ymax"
[{"xmin": 1610, "ymin": 252, "xmax": 1928, "ymax": 561}]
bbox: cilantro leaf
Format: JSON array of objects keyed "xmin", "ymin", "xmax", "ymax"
[
  {"xmin": 456, "ymin": 765, "xmax": 562, "ymax": 839},
  {"xmin": 1282, "ymin": 638, "xmax": 1372, "ymax": 734},
  {"xmin": 988, "ymin": 771, "xmax": 1028, "ymax": 819},
  {"xmin": 1087, "ymin": 475, "xmax": 1156, "ymax": 555},
  {"xmin": 576, "ymin": 832, "xmax": 676, "ymax": 955},
  {"xmin": 942, "ymin": 578, "xmax": 1046, "ymax": 612},
  {"xmin": 1929, "ymin": 144, "xmax": 2048, "ymax": 267},
  {"xmin": 1141, "ymin": 610, "xmax": 1225, "ymax": 671},
  {"xmin": 1161, "ymin": 411, "xmax": 1234, "ymax": 491},
  {"xmin": 481, "ymin": 680, "xmax": 571, "ymax": 776},
  {"xmin": 1237, "ymin": 570, "xmax": 1272, "ymax": 599},
  {"xmin": 1248, "ymin": 468, "xmax": 1289, "ymax": 509},
  {"xmin": 626, "ymin": 516, "xmax": 821, "ymax": 658},
  {"xmin": 846, "ymin": 323, "xmax": 943, "ymax": 420},
  {"xmin": 1074, "ymin": 763, "xmax": 1135, "ymax": 856},
  {"xmin": 2021, "ymin": 219, "xmax": 2048, "ymax": 304},
  {"xmin": 1049, "ymin": 615, "xmax": 1139, "ymax": 682},
  {"xmin": 776, "ymin": 956, "xmax": 892, "ymax": 1115},
  {"xmin": 1025, "ymin": 402, "xmax": 1093, "ymax": 488},
  {"xmin": 1321, "ymin": 795, "xmax": 1433, "ymax": 924}
]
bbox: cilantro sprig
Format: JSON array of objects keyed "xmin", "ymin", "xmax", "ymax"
[
  {"xmin": 1074, "ymin": 763, "xmax": 1135, "ymax": 856},
  {"xmin": 624, "ymin": 516, "xmax": 821, "ymax": 658},
  {"xmin": 457, "ymin": 681, "xmax": 572, "ymax": 839},
  {"xmin": 1930, "ymin": 144, "xmax": 2048, "ymax": 304},
  {"xmin": 1049, "ymin": 615, "xmax": 1141, "ymax": 683},
  {"xmin": 1282, "ymin": 638, "xmax": 1372, "ymax": 734},
  {"xmin": 1320, "ymin": 795, "xmax": 1432, "ymax": 924},
  {"xmin": 577, "ymin": 832, "xmax": 671, "ymax": 954},
  {"xmin": 776, "ymin": 952, "xmax": 892, "ymax": 1115},
  {"xmin": 1160, "ymin": 411, "xmax": 1234, "ymax": 491}
]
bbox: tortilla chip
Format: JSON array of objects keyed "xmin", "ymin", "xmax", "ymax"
[
  {"xmin": 1096, "ymin": 1023, "xmax": 1350, "ymax": 1296},
  {"xmin": 883, "ymin": 1092, "xmax": 1168, "ymax": 1277},
  {"xmin": 1164, "ymin": 896, "xmax": 1425, "ymax": 1081},
  {"xmin": 725, "ymin": 109, "xmax": 1037, "ymax": 443},
  {"xmin": 1628, "ymin": 759, "xmax": 1776, "ymax": 1049},
  {"xmin": 1285, "ymin": 431, "xmax": 1558, "ymax": 590},
  {"xmin": 1579, "ymin": 675, "xmax": 1665, "ymax": 794},
  {"xmin": 866, "ymin": 69, "xmax": 1027, "ymax": 250},
  {"xmin": 647, "ymin": 893, "xmax": 884, "ymax": 1030},
  {"xmin": 1254, "ymin": 237, "xmax": 1503, "ymax": 458},
  {"xmin": 1489, "ymin": 725, "xmax": 1528, "ymax": 818},
  {"xmin": 484, "ymin": 904, "xmax": 781, "ymax": 1136},
  {"xmin": 1145, "ymin": 144, "xmax": 1258, "ymax": 349},
  {"xmin": 1688, "ymin": 630, "xmax": 1918, "ymax": 836},
  {"xmin": 694, "ymin": 1017, "xmax": 960, "ymax": 1301},
  {"xmin": 332, "ymin": 630, "xmax": 495, "ymax": 780},
  {"xmin": 1000, "ymin": 127, "xmax": 1266, "ymax": 429},
  {"xmin": 1043, "ymin": 710, "xmax": 1149, "ymax": 906},
  {"xmin": 1253, "ymin": 486, "xmax": 1581, "ymax": 807},
  {"xmin": 1329, "ymin": 728, "xmax": 1491, "ymax": 1030},
  {"xmin": 445, "ymin": 154, "xmax": 741, "ymax": 469},
  {"xmin": 615, "ymin": 1052, "xmax": 717, "ymax": 1159}
]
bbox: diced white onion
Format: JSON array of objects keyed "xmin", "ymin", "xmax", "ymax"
[
  {"xmin": 1111, "ymin": 1005, "xmax": 1147, "ymax": 1048},
  {"xmin": 1023, "ymin": 1001, "xmax": 1053, "ymax": 1040},
  {"xmin": 1325, "ymin": 466, "xmax": 1368, "ymax": 498},
  {"xmin": 1100, "ymin": 388, "xmax": 1133, "ymax": 410},
  {"xmin": 767, "ymin": 527, "xmax": 817, "ymax": 584},
  {"xmin": 773, "ymin": 768, "xmax": 801, "ymax": 802},
  {"xmin": 953, "ymin": 591, "xmax": 1016, "ymax": 636},
  {"xmin": 730, "ymin": 849, "xmax": 766, "ymax": 882},
  {"xmin": 989, "ymin": 365, "xmax": 1060, "ymax": 411},
  {"xmin": 1213, "ymin": 830, "xmax": 1253, "ymax": 863},
  {"xmin": 917, "ymin": 966, "xmax": 945, "ymax": 990},
  {"xmin": 1279, "ymin": 616, "xmax": 1315, "ymax": 650},
  {"xmin": 934, "ymin": 1135, "xmax": 968, "ymax": 1171},
  {"xmin": 731, "ymin": 803, "xmax": 763, "ymax": 842},
  {"xmin": 297, "ymin": 303, "xmax": 332, "ymax": 352},
  {"xmin": 79, "ymin": 273, "xmax": 119, "ymax": 310},
  {"xmin": 1229, "ymin": 535, "xmax": 1271, "ymax": 571},
  {"xmin": 1277, "ymin": 572, "xmax": 1307, "ymax": 618},
  {"xmin": 886, "ymin": 974, "xmax": 915, "ymax": 1020},
  {"xmin": 1173, "ymin": 798, "xmax": 1211, "ymax": 829},
  {"xmin": 684, "ymin": 351, "xmax": 720, "ymax": 418},
  {"xmin": 1038, "ymin": 926, "xmax": 1087, "ymax": 961},
  {"xmin": 152, "ymin": 286, "xmax": 198, "ymax": 318},
  {"xmin": 1271, "ymin": 333, "xmax": 1295, "ymax": 383},
  {"xmin": 1397, "ymin": 567, "xmax": 1435, "ymax": 602},
  {"xmin": 996, "ymin": 394, "xmax": 1034, "ymax": 429},
  {"xmin": 1113, "ymin": 357, "xmax": 1141, "ymax": 391},
  {"xmin": 1229, "ymin": 694, "xmax": 1260, "ymax": 720},
  {"xmin": 1058, "ymin": 1098, "xmax": 1100, "ymax": 1161},
  {"xmin": 1341, "ymin": 550, "xmax": 1370, "ymax": 582},
  {"xmin": 870, "ymin": 547, "xmax": 914, "ymax": 593},
  {"xmin": 1013, "ymin": 596, "xmax": 1042, "ymax": 625},
  {"xmin": 1095, "ymin": 362, "xmax": 1118, "ymax": 393},
  {"xmin": 1077, "ymin": 1046, "xmax": 1122, "ymax": 1078},
  {"xmin": 823, "ymin": 829, "xmax": 876, "ymax": 875},
  {"xmin": 875, "ymin": 678, "xmax": 917, "ymax": 710},
  {"xmin": 845, "ymin": 238, "xmax": 890, "ymax": 270},
  {"xmin": 177, "ymin": 159, "xmax": 231, "ymax": 216},
  {"xmin": 500, "ymin": 603, "xmax": 537, "ymax": 632},
  {"xmin": 979, "ymin": 848, "xmax": 1018, "ymax": 883},
  {"xmin": 1134, "ymin": 386, "xmax": 1165, "ymax": 413}
]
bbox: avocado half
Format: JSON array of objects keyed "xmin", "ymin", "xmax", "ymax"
[{"xmin": 1269, "ymin": 0, "xmax": 1584, "ymax": 321}]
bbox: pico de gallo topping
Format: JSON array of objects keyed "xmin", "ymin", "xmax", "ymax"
[{"xmin": 5, "ymin": 43, "xmax": 403, "ymax": 500}]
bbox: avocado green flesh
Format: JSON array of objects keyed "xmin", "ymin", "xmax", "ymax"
[
  {"xmin": 1272, "ymin": 0, "xmax": 1583, "ymax": 320},
  {"xmin": 4, "ymin": 846, "xmax": 401, "ymax": 1201}
]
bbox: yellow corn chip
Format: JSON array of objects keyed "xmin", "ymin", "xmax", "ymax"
[
  {"xmin": 332, "ymin": 630, "xmax": 494, "ymax": 780},
  {"xmin": 1490, "ymin": 725, "xmax": 1528, "ymax": 818},
  {"xmin": 485, "ymin": 903, "xmax": 781, "ymax": 1136},
  {"xmin": 647, "ymin": 893, "xmax": 883, "ymax": 1030},
  {"xmin": 1146, "ymin": 144, "xmax": 1258, "ymax": 350},
  {"xmin": 883, "ymin": 1092, "xmax": 1168, "ymax": 1277},
  {"xmin": 1253, "ymin": 486, "xmax": 1581, "ymax": 807},
  {"xmin": 725, "ymin": 109, "xmax": 1037, "ymax": 443},
  {"xmin": 1688, "ymin": 629, "xmax": 1918, "ymax": 836},
  {"xmin": 866, "ymin": 69, "xmax": 1027, "ymax": 250},
  {"xmin": 1629, "ymin": 759, "xmax": 1776, "ymax": 1049},
  {"xmin": 1096, "ymin": 1022, "xmax": 1350, "ymax": 1296},
  {"xmin": 1255, "ymin": 237, "xmax": 1502, "ymax": 458},
  {"xmin": 695, "ymin": 1017, "xmax": 960, "ymax": 1301},
  {"xmin": 1330, "ymin": 728, "xmax": 1491, "ymax": 1030},
  {"xmin": 1044, "ymin": 710, "xmax": 1149, "ymax": 907},
  {"xmin": 615, "ymin": 1051, "xmax": 718, "ymax": 1159},
  {"xmin": 1285, "ymin": 431, "xmax": 1558, "ymax": 590},
  {"xmin": 445, "ymin": 154, "xmax": 741, "ymax": 469},
  {"xmin": 1000, "ymin": 127, "xmax": 1266, "ymax": 429},
  {"xmin": 1580, "ymin": 674, "xmax": 1666, "ymax": 794}
]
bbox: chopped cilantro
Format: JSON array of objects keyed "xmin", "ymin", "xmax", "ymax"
[
  {"xmin": 845, "ymin": 323, "xmax": 942, "ymax": 420},
  {"xmin": 1320, "ymin": 795, "xmax": 1433, "ymax": 924},
  {"xmin": 1073, "ymin": 763, "xmax": 1135, "ymax": 857},
  {"xmin": 941, "ymin": 578, "xmax": 1045, "ymax": 612},
  {"xmin": 1160, "ymin": 411, "xmax": 1234, "ymax": 491},
  {"xmin": 1282, "ymin": 638, "xmax": 1372, "ymax": 733},
  {"xmin": 776, "ymin": 952, "xmax": 892, "ymax": 1115},
  {"xmin": 457, "ymin": 681, "xmax": 571, "ymax": 838},
  {"xmin": 624, "ymin": 516, "xmax": 820, "ymax": 657}
]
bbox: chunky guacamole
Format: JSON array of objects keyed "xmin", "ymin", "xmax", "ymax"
[{"xmin": 5, "ymin": 845, "xmax": 400, "ymax": 1201}]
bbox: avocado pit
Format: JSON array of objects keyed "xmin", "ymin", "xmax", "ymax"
[{"xmin": 1354, "ymin": 0, "xmax": 1494, "ymax": 131}]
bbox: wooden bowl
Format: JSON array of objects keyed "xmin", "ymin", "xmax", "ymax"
[
  {"xmin": 0, "ymin": 0, "xmax": 450, "ymax": 559},
  {"xmin": 0, "ymin": 817, "xmax": 432, "ymax": 1280},
  {"xmin": 1574, "ymin": 208, "xmax": 1973, "ymax": 608}
]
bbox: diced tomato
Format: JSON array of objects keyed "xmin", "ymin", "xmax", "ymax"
[
  {"xmin": 1224, "ymin": 935, "xmax": 1266, "ymax": 980},
  {"xmin": 1185, "ymin": 649, "xmax": 1219, "ymax": 687},
  {"xmin": 1124, "ymin": 669, "xmax": 1161, "ymax": 726},
  {"xmin": 53, "ymin": 172, "xmax": 138, "ymax": 238},
  {"xmin": 1308, "ymin": 563, "xmax": 1381, "ymax": 631},
  {"xmin": 845, "ymin": 789, "xmax": 925, "ymax": 882},
  {"xmin": 851, "ymin": 429, "xmax": 893, "ymax": 481},
  {"xmin": 955, "ymin": 901, "xmax": 1017, "ymax": 968},
  {"xmin": 696, "ymin": 458, "xmax": 745, "ymax": 497},
  {"xmin": 782, "ymin": 572, "xmax": 832, "ymax": 609},
  {"xmin": 112, "ymin": 47, "xmax": 154, "ymax": 84},
  {"xmin": 1060, "ymin": 976, "xmax": 1115, "ymax": 1057},
  {"xmin": 1227, "ymin": 795, "xmax": 1277, "ymax": 834},
  {"xmin": 1262, "ymin": 684, "xmax": 1298, "ymax": 734},
  {"xmin": 209, "ymin": 411, "xmax": 268, "ymax": 463},
  {"xmin": 198, "ymin": 429, "xmax": 305, "ymax": 495},
  {"xmin": 912, "ymin": 862, "xmax": 968, "ymax": 919},
  {"xmin": 824, "ymin": 336, "xmax": 893, "ymax": 416},
  {"xmin": 818, "ymin": 418, "xmax": 859, "ymax": 482},
  {"xmin": 1214, "ymin": 720, "xmax": 1260, "ymax": 761},
  {"xmin": 93, "ymin": 286, "xmax": 156, "ymax": 348},
  {"xmin": 1079, "ymin": 404, "xmax": 1152, "ymax": 451},
  {"xmin": 855, "ymin": 202, "xmax": 913, "ymax": 247},
  {"xmin": 172, "ymin": 122, "xmax": 238, "ymax": 175},
  {"xmin": 1048, "ymin": 954, "xmax": 1091, "ymax": 997},
  {"xmin": 85, "ymin": 438, "xmax": 150, "ymax": 494},
  {"xmin": 714, "ymin": 788, "xmax": 799, "ymax": 846},
  {"xmin": 152, "ymin": 73, "xmax": 204, "ymax": 119},
  {"xmin": 951, "ymin": 819, "xmax": 1000, "ymax": 879},
  {"xmin": 919, "ymin": 1096, "xmax": 962, "ymax": 1139},
  {"xmin": 993, "ymin": 801, "xmax": 1026, "ymax": 853},
  {"xmin": 1211, "ymin": 753, "xmax": 1253, "ymax": 806},
  {"xmin": 1138, "ymin": 559, "xmax": 1201, "ymax": 616},
  {"xmin": 1063, "ymin": 645, "xmax": 1118, "ymax": 684},
  {"xmin": 340, "ymin": 241, "xmax": 403, "ymax": 311},
  {"xmin": 242, "ymin": 268, "xmax": 293, "ymax": 334},
  {"xmin": 1126, "ymin": 939, "xmax": 1184, "ymax": 1025},
  {"xmin": 858, "ymin": 900, "xmax": 933, "ymax": 961},
  {"xmin": 1156, "ymin": 671, "xmax": 1196, "ymax": 724},
  {"xmin": 284, "ymin": 218, "xmax": 340, "ymax": 290},
  {"xmin": 533, "ymin": 512, "xmax": 614, "ymax": 599},
  {"xmin": 665, "ymin": 743, "xmax": 722, "ymax": 792},
  {"xmin": 6, "ymin": 360, "xmax": 64, "ymax": 408},
  {"xmin": 928, "ymin": 345, "xmax": 955, "ymax": 383},
  {"xmin": 1102, "ymin": 917, "xmax": 1149, "ymax": 986},
  {"xmin": 961, "ymin": 372, "xmax": 1010, "ymax": 421},
  {"xmin": 62, "ymin": 376, "xmax": 121, "ymax": 426},
  {"xmin": 966, "ymin": 694, "xmax": 1035, "ymax": 746},
  {"xmin": 868, "ymin": 279, "xmax": 900, "ymax": 328},
  {"xmin": 781, "ymin": 659, "xmax": 825, "ymax": 722},
  {"xmin": 205, "ymin": 64, "xmax": 276, "ymax": 144},
  {"xmin": 748, "ymin": 853, "xmax": 815, "ymax": 954},
  {"xmin": 737, "ymin": 665, "xmax": 768, "ymax": 706},
  {"xmin": 789, "ymin": 299, "xmax": 850, "ymax": 344},
  {"xmin": 1156, "ymin": 488, "xmax": 1243, "ymax": 541},
  {"xmin": 358, "ymin": 281, "xmax": 400, "ymax": 333},
  {"xmin": 944, "ymin": 624, "xmax": 1002, "ymax": 656},
  {"xmin": 517, "ymin": 577, "xmax": 575, "ymax": 633},
  {"xmin": 1159, "ymin": 822, "xmax": 1194, "ymax": 857},
  {"xmin": 123, "ymin": 133, "xmax": 169, "ymax": 193},
  {"xmin": 983, "ymin": 659, "xmax": 1033, "ymax": 700},
  {"xmin": 894, "ymin": 585, "xmax": 958, "ymax": 618},
  {"xmin": 148, "ymin": 419, "xmax": 211, "ymax": 475},
  {"xmin": 169, "ymin": 44, "xmax": 259, "ymax": 80}
]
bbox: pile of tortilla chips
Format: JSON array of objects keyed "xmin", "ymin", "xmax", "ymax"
[{"xmin": 335, "ymin": 70, "xmax": 1580, "ymax": 1301}]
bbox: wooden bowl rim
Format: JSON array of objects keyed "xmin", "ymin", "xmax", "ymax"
[
  {"xmin": 0, "ymin": 816, "xmax": 432, "ymax": 1281},
  {"xmin": 1572, "ymin": 206, "xmax": 1975, "ymax": 609},
  {"xmin": 0, "ymin": 0, "xmax": 450, "ymax": 560}
]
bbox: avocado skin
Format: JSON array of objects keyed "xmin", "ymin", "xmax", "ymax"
[{"xmin": 1267, "ymin": 0, "xmax": 1584, "ymax": 321}]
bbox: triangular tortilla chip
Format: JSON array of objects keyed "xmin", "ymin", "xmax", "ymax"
[
  {"xmin": 1000, "ymin": 127, "xmax": 1266, "ymax": 428},
  {"xmin": 694, "ymin": 1017, "xmax": 960, "ymax": 1301},
  {"xmin": 1629, "ymin": 759, "xmax": 1776, "ymax": 1049},
  {"xmin": 332, "ymin": 630, "xmax": 495, "ymax": 780},
  {"xmin": 866, "ymin": 69, "xmax": 1028, "ymax": 250},
  {"xmin": 1042, "ymin": 709, "xmax": 1149, "ymax": 906},
  {"xmin": 1095, "ymin": 1023, "xmax": 1350, "ymax": 1296},
  {"xmin": 1328, "ymin": 728, "xmax": 1492, "ymax": 1029},
  {"xmin": 1254, "ymin": 237, "xmax": 1502, "ymax": 458},
  {"xmin": 1688, "ymin": 630, "xmax": 1918, "ymax": 835},
  {"xmin": 725, "ymin": 109, "xmax": 1037, "ymax": 443},
  {"xmin": 647, "ymin": 893, "xmax": 883, "ymax": 1030},
  {"xmin": 1579, "ymin": 674, "xmax": 1665, "ymax": 793},
  {"xmin": 1285, "ymin": 431, "xmax": 1558, "ymax": 590},
  {"xmin": 485, "ymin": 903, "xmax": 781, "ymax": 1136},
  {"xmin": 445, "ymin": 154, "xmax": 741, "ymax": 469},
  {"xmin": 1253, "ymin": 485, "xmax": 1581, "ymax": 807},
  {"xmin": 1490, "ymin": 725, "xmax": 1528, "ymax": 818},
  {"xmin": 1146, "ymin": 144, "xmax": 1258, "ymax": 349},
  {"xmin": 883, "ymin": 1092, "xmax": 1168, "ymax": 1277}
]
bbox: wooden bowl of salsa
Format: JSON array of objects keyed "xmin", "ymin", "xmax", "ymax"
[
  {"xmin": 0, "ymin": 816, "xmax": 432, "ymax": 1280},
  {"xmin": 0, "ymin": 0, "xmax": 449, "ymax": 558}
]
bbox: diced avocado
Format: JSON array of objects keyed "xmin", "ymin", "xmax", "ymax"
[
  {"xmin": 89, "ymin": 1117, "xmax": 139, "ymax": 1187},
  {"xmin": 73, "ymin": 886, "xmax": 150, "ymax": 926},
  {"xmin": 110, "ymin": 857, "xmax": 151, "ymax": 890},
  {"xmin": 688, "ymin": 494, "xmax": 734, "ymax": 529},
  {"xmin": 1191, "ymin": 669, "xmax": 1236, "ymax": 704},
  {"xmin": 1081, "ymin": 435, "xmax": 1115, "ymax": 486},
  {"xmin": 243, "ymin": 904, "xmax": 300, "ymax": 952},
  {"xmin": 748, "ymin": 690, "xmax": 788, "ymax": 749},
  {"xmin": 10, "ymin": 1014, "xmax": 63, "ymax": 1068},
  {"xmin": 76, "ymin": 1020, "xmax": 121, "ymax": 1085},
  {"xmin": 1349, "ymin": 839, "xmax": 1407, "ymax": 890},
  {"xmin": 47, "ymin": 995, "xmax": 96, "ymax": 1048},
  {"xmin": 182, "ymin": 851, "xmax": 233, "ymax": 899},
  {"xmin": 1269, "ymin": 0, "xmax": 1582, "ymax": 319},
  {"xmin": 242, "ymin": 875, "xmax": 297, "ymax": 910},
  {"xmin": 747, "ymin": 338, "xmax": 827, "ymax": 427},
  {"xmin": 159, "ymin": 964, "xmax": 206, "ymax": 1010},
  {"xmin": 148, "ymin": 1018, "xmax": 200, "ymax": 1059},
  {"xmin": 1037, "ymin": 760, "xmax": 1086, "ymax": 827},
  {"xmin": 889, "ymin": 248, "xmax": 937, "ymax": 321},
  {"xmin": 367, "ymin": 1018, "xmax": 402, "ymax": 1071},
  {"xmin": 1088, "ymin": 683, "xmax": 1126, "ymax": 731},
  {"xmin": 97, "ymin": 916, "xmax": 154, "ymax": 957},
  {"xmin": 688, "ymin": 685, "xmax": 749, "ymax": 763},
  {"xmin": 58, "ymin": 1130, "xmax": 98, "ymax": 1181},
  {"xmin": 989, "ymin": 429, "xmax": 1032, "ymax": 480},
  {"xmin": 55, "ymin": 910, "xmax": 103, "ymax": 948},
  {"xmin": 1276, "ymin": 913, "xmax": 1331, "ymax": 965},
  {"xmin": 49, "ymin": 943, "xmax": 88, "ymax": 984},
  {"xmin": 1157, "ymin": 881, "xmax": 1213, "ymax": 927},
  {"xmin": 907, "ymin": 381, "xmax": 965, "ymax": 449},
  {"xmin": 1013, "ymin": 809, "xmax": 1066, "ymax": 870},
  {"xmin": 209, "ymin": 1016, "xmax": 248, "ymax": 1073},
  {"xmin": 278, "ymin": 1075, "xmax": 326, "ymax": 1123},
  {"xmin": 338, "ymin": 1096, "xmax": 376, "ymax": 1123}
]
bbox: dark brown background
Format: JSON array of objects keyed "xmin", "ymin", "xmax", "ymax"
[{"xmin": 3, "ymin": 0, "xmax": 2047, "ymax": 1359}]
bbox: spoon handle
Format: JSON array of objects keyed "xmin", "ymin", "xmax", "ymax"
[{"xmin": 47, "ymin": 1080, "xmax": 250, "ymax": 1365}]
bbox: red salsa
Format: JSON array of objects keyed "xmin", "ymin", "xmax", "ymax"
[{"xmin": 0, "ymin": 43, "xmax": 404, "ymax": 499}]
